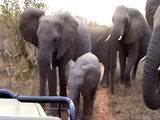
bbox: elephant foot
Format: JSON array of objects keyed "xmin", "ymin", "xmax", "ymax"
[
  {"xmin": 81, "ymin": 115, "xmax": 90, "ymax": 120},
  {"xmin": 120, "ymin": 80, "xmax": 125, "ymax": 85},
  {"xmin": 100, "ymin": 81, "xmax": 109, "ymax": 88},
  {"xmin": 89, "ymin": 109, "xmax": 93, "ymax": 116},
  {"xmin": 131, "ymin": 74, "xmax": 136, "ymax": 81},
  {"xmin": 125, "ymin": 81, "xmax": 131, "ymax": 88}
]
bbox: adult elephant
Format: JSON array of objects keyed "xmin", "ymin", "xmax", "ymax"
[
  {"xmin": 89, "ymin": 26, "xmax": 111, "ymax": 87},
  {"xmin": 19, "ymin": 8, "xmax": 91, "ymax": 98},
  {"xmin": 107, "ymin": 6, "xmax": 151, "ymax": 94},
  {"xmin": 145, "ymin": 0, "xmax": 160, "ymax": 30},
  {"xmin": 143, "ymin": 5, "xmax": 160, "ymax": 109}
]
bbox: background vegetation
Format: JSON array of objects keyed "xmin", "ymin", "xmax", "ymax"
[{"xmin": 0, "ymin": 0, "xmax": 46, "ymax": 83}]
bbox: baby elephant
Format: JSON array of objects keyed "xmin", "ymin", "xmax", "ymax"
[{"xmin": 65, "ymin": 52, "xmax": 101, "ymax": 120}]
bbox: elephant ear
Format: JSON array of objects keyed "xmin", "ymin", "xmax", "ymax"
[
  {"xmin": 124, "ymin": 8, "xmax": 146, "ymax": 44},
  {"xmin": 57, "ymin": 12, "xmax": 78, "ymax": 59},
  {"xmin": 154, "ymin": 6, "xmax": 160, "ymax": 28},
  {"xmin": 19, "ymin": 8, "xmax": 45, "ymax": 47},
  {"xmin": 145, "ymin": 0, "xmax": 160, "ymax": 30},
  {"xmin": 81, "ymin": 64, "xmax": 100, "ymax": 96}
]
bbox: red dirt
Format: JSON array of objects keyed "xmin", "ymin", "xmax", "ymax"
[{"xmin": 91, "ymin": 86, "xmax": 114, "ymax": 120}]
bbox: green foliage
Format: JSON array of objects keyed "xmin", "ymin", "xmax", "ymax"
[
  {"xmin": 0, "ymin": 0, "xmax": 46, "ymax": 80},
  {"xmin": 1, "ymin": 0, "xmax": 22, "ymax": 57},
  {"xmin": 0, "ymin": 0, "xmax": 46, "ymax": 56},
  {"xmin": 23, "ymin": 0, "xmax": 46, "ymax": 9}
]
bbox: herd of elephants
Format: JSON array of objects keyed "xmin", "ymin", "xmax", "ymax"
[{"xmin": 17, "ymin": 0, "xmax": 160, "ymax": 119}]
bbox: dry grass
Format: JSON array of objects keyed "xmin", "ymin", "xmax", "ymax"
[{"xmin": 1, "ymin": 60, "xmax": 160, "ymax": 120}]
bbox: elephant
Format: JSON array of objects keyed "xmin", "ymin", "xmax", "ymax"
[
  {"xmin": 19, "ymin": 8, "xmax": 91, "ymax": 100},
  {"xmin": 145, "ymin": 0, "xmax": 160, "ymax": 30},
  {"xmin": 105, "ymin": 5, "xmax": 151, "ymax": 94},
  {"xmin": 143, "ymin": 3, "xmax": 160, "ymax": 109},
  {"xmin": 65, "ymin": 52, "xmax": 101, "ymax": 120},
  {"xmin": 89, "ymin": 26, "xmax": 111, "ymax": 88}
]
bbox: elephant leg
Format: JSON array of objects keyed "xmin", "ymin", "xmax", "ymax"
[
  {"xmin": 75, "ymin": 93, "xmax": 80, "ymax": 120},
  {"xmin": 59, "ymin": 65, "xmax": 67, "ymax": 96},
  {"xmin": 100, "ymin": 67, "xmax": 109, "ymax": 88},
  {"xmin": 119, "ymin": 48, "xmax": 126, "ymax": 85},
  {"xmin": 110, "ymin": 48, "xmax": 117, "ymax": 94},
  {"xmin": 131, "ymin": 60, "xmax": 139, "ymax": 81},
  {"xmin": 82, "ymin": 95, "xmax": 91, "ymax": 120},
  {"xmin": 48, "ymin": 67, "xmax": 57, "ymax": 96},
  {"xmin": 89, "ymin": 88, "xmax": 97, "ymax": 116},
  {"xmin": 47, "ymin": 66, "xmax": 58, "ymax": 116},
  {"xmin": 39, "ymin": 68, "xmax": 47, "ymax": 96},
  {"xmin": 39, "ymin": 66, "xmax": 47, "ymax": 110},
  {"xmin": 124, "ymin": 42, "xmax": 139, "ymax": 88},
  {"xmin": 110, "ymin": 68, "xmax": 116, "ymax": 94}
]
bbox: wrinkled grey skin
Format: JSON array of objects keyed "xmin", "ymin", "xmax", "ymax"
[
  {"xmin": 66, "ymin": 52, "xmax": 100, "ymax": 120},
  {"xmin": 108, "ymin": 6, "xmax": 151, "ymax": 94},
  {"xmin": 19, "ymin": 8, "xmax": 91, "ymax": 100},
  {"xmin": 145, "ymin": 0, "xmax": 160, "ymax": 30},
  {"xmin": 89, "ymin": 26, "xmax": 111, "ymax": 88},
  {"xmin": 143, "ymin": 5, "xmax": 160, "ymax": 109}
]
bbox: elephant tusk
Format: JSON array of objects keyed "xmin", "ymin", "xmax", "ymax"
[
  {"xmin": 105, "ymin": 34, "xmax": 111, "ymax": 42},
  {"xmin": 50, "ymin": 62, "xmax": 53, "ymax": 70},
  {"xmin": 140, "ymin": 56, "xmax": 146, "ymax": 62},
  {"xmin": 34, "ymin": 60, "xmax": 37, "ymax": 66},
  {"xmin": 157, "ymin": 66, "xmax": 160, "ymax": 71},
  {"xmin": 118, "ymin": 35, "xmax": 122, "ymax": 41}
]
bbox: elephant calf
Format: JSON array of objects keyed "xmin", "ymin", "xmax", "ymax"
[{"xmin": 65, "ymin": 52, "xmax": 101, "ymax": 120}]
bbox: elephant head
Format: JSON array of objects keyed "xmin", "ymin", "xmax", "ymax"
[
  {"xmin": 19, "ymin": 8, "xmax": 78, "ymax": 63},
  {"xmin": 19, "ymin": 8, "xmax": 78, "ymax": 96},
  {"xmin": 66, "ymin": 59, "xmax": 99, "ymax": 100},
  {"xmin": 145, "ymin": 0, "xmax": 160, "ymax": 30},
  {"xmin": 143, "ymin": 6, "xmax": 160, "ymax": 110},
  {"xmin": 109, "ymin": 5, "xmax": 146, "ymax": 44}
]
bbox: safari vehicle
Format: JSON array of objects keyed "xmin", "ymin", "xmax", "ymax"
[{"xmin": 0, "ymin": 89, "xmax": 76, "ymax": 120}]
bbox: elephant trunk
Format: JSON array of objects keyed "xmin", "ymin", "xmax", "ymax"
[
  {"xmin": 68, "ymin": 87, "xmax": 80, "ymax": 118},
  {"xmin": 143, "ymin": 26, "xmax": 160, "ymax": 110},
  {"xmin": 37, "ymin": 43, "xmax": 54, "ymax": 67},
  {"xmin": 38, "ymin": 52, "xmax": 52, "ymax": 66},
  {"xmin": 107, "ymin": 23, "xmax": 124, "ymax": 94},
  {"xmin": 109, "ymin": 23, "xmax": 125, "ymax": 69},
  {"xmin": 111, "ymin": 23, "xmax": 124, "ymax": 40},
  {"xmin": 37, "ymin": 47, "xmax": 54, "ymax": 96}
]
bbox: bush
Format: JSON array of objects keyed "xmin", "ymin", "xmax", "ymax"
[{"xmin": 0, "ymin": 0, "xmax": 46, "ymax": 81}]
